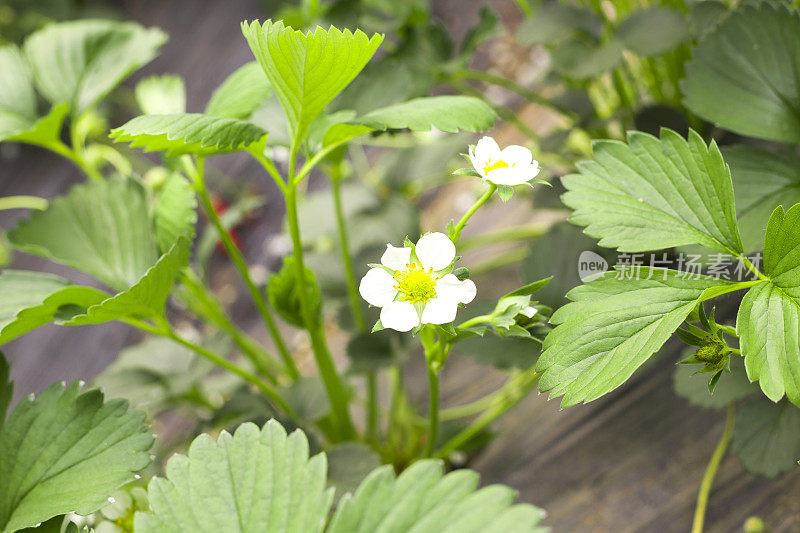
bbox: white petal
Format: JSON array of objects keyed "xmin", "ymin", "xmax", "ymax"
[
  {"xmin": 500, "ymin": 145, "xmax": 533, "ymax": 166},
  {"xmin": 421, "ymin": 297, "xmax": 459, "ymax": 325},
  {"xmin": 485, "ymin": 167, "xmax": 528, "ymax": 186},
  {"xmin": 381, "ymin": 244, "xmax": 412, "ymax": 271},
  {"xmin": 435, "ymin": 274, "xmax": 477, "ymax": 304},
  {"xmin": 415, "ymin": 232, "xmax": 456, "ymax": 271},
  {"xmin": 380, "ymin": 301, "xmax": 420, "ymax": 332},
  {"xmin": 520, "ymin": 306, "xmax": 537, "ymax": 318},
  {"xmin": 359, "ymin": 268, "xmax": 397, "ymax": 307},
  {"xmin": 473, "ymin": 136, "xmax": 501, "ymax": 163}
]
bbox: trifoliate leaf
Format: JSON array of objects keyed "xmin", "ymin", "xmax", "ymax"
[
  {"xmin": 205, "ymin": 62, "xmax": 272, "ymax": 120},
  {"xmin": 23, "ymin": 19, "xmax": 166, "ymax": 113},
  {"xmin": 111, "ymin": 113, "xmax": 267, "ymax": 156},
  {"xmin": 242, "ymin": 20, "xmax": 383, "ymax": 145},
  {"xmin": 8, "ymin": 179, "xmax": 159, "ymax": 291},
  {"xmin": 0, "ymin": 381, "xmax": 153, "ymax": 533},
  {"xmin": 327, "ymin": 460, "xmax": 547, "ymax": 533},
  {"xmin": 537, "ymin": 267, "xmax": 751, "ymax": 407},
  {"xmin": 154, "ymin": 174, "xmax": 197, "ymax": 254},
  {"xmin": 732, "ymin": 397, "xmax": 800, "ymax": 478},
  {"xmin": 65, "ymin": 236, "xmax": 190, "ymax": 325},
  {"xmin": 737, "ymin": 204, "xmax": 800, "ymax": 405},
  {"xmin": 616, "ymin": 6, "xmax": 689, "ymax": 57},
  {"xmin": 134, "ymin": 420, "xmax": 333, "ymax": 533},
  {"xmin": 0, "ymin": 270, "xmax": 107, "ymax": 346},
  {"xmin": 353, "ymin": 96, "xmax": 496, "ymax": 133},
  {"xmin": 562, "ymin": 129, "xmax": 743, "ymax": 255},
  {"xmin": 682, "ymin": 3, "xmax": 800, "ymax": 143},
  {"xmin": 725, "ymin": 145, "xmax": 800, "ymax": 253},
  {"xmin": 672, "ymin": 351, "xmax": 756, "ymax": 409},
  {"xmin": 135, "ymin": 74, "xmax": 186, "ymax": 115}
]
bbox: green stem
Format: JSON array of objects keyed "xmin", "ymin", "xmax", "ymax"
[
  {"xmin": 331, "ymin": 174, "xmax": 366, "ymax": 330},
  {"xmin": 692, "ymin": 403, "xmax": 736, "ymax": 533},
  {"xmin": 248, "ymin": 146, "xmax": 287, "ymax": 194},
  {"xmin": 450, "ymin": 184, "xmax": 497, "ymax": 243},
  {"xmin": 740, "ymin": 255, "xmax": 769, "ymax": 281},
  {"xmin": 457, "ymin": 314, "xmax": 494, "ymax": 330},
  {"xmin": 179, "ymin": 268, "xmax": 285, "ymax": 382},
  {"xmin": 454, "ymin": 69, "xmax": 576, "ymax": 121},
  {"xmin": 45, "ymin": 140, "xmax": 104, "ymax": 181},
  {"xmin": 126, "ymin": 318, "xmax": 298, "ymax": 420},
  {"xmin": 285, "ymin": 165, "xmax": 356, "ymax": 439},
  {"xmin": 424, "ymin": 364, "xmax": 440, "ymax": 457},
  {"xmin": 436, "ymin": 369, "xmax": 540, "ymax": 458},
  {"xmin": 0, "ymin": 195, "xmax": 48, "ymax": 211},
  {"xmin": 440, "ymin": 392, "xmax": 498, "ymax": 421},
  {"xmin": 192, "ymin": 157, "xmax": 299, "ymax": 380}
]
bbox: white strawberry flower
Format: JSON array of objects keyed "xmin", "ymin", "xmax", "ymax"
[
  {"xmin": 359, "ymin": 232, "xmax": 477, "ymax": 332},
  {"xmin": 468, "ymin": 136, "xmax": 540, "ymax": 186}
]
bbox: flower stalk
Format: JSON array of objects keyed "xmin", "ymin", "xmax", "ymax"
[{"xmin": 692, "ymin": 403, "xmax": 736, "ymax": 533}]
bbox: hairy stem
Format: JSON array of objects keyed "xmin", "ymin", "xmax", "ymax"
[
  {"xmin": 436, "ymin": 369, "xmax": 540, "ymax": 458},
  {"xmin": 692, "ymin": 403, "xmax": 736, "ymax": 533},
  {"xmin": 127, "ymin": 318, "xmax": 298, "ymax": 420},
  {"xmin": 450, "ymin": 184, "xmax": 498, "ymax": 243},
  {"xmin": 285, "ymin": 154, "xmax": 356, "ymax": 439},
  {"xmin": 192, "ymin": 157, "xmax": 299, "ymax": 380},
  {"xmin": 179, "ymin": 268, "xmax": 285, "ymax": 382},
  {"xmin": 424, "ymin": 365, "xmax": 440, "ymax": 457}
]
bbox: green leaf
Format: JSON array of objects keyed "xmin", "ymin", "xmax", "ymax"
[
  {"xmin": 672, "ymin": 351, "xmax": 756, "ymax": 409},
  {"xmin": 111, "ymin": 113, "xmax": 267, "ymax": 156},
  {"xmin": 732, "ymin": 397, "xmax": 800, "ymax": 478},
  {"xmin": 8, "ymin": 179, "xmax": 159, "ymax": 291},
  {"xmin": 65, "ymin": 236, "xmax": 190, "ymax": 325},
  {"xmin": 689, "ymin": 1, "xmax": 729, "ymax": 39},
  {"xmin": 0, "ymin": 270, "xmax": 107, "ymax": 346},
  {"xmin": 724, "ymin": 145, "xmax": 800, "ymax": 253},
  {"xmin": 328, "ymin": 460, "xmax": 547, "ymax": 533},
  {"xmin": 135, "ymin": 420, "xmax": 333, "ymax": 533},
  {"xmin": 135, "ymin": 74, "xmax": 186, "ymax": 115},
  {"xmin": 0, "ymin": 381, "xmax": 153, "ymax": 533},
  {"xmin": 205, "ymin": 62, "xmax": 272, "ymax": 120},
  {"xmin": 737, "ymin": 204, "xmax": 800, "ymax": 405},
  {"xmin": 516, "ymin": 4, "xmax": 601, "ymax": 46},
  {"xmin": 550, "ymin": 38, "xmax": 622, "ymax": 80},
  {"xmin": 154, "ymin": 174, "xmax": 197, "ymax": 254},
  {"xmin": 24, "ymin": 19, "xmax": 167, "ymax": 113},
  {"xmin": 616, "ymin": 6, "xmax": 689, "ymax": 57},
  {"xmin": 0, "ymin": 45, "xmax": 69, "ymax": 145},
  {"xmin": 681, "ymin": 3, "xmax": 800, "ymax": 143},
  {"xmin": 241, "ymin": 20, "xmax": 383, "ymax": 145},
  {"xmin": 537, "ymin": 268, "xmax": 750, "ymax": 407},
  {"xmin": 562, "ymin": 129, "xmax": 743, "ymax": 255}
]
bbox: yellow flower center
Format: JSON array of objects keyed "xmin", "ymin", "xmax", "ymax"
[
  {"xmin": 394, "ymin": 263, "xmax": 437, "ymax": 303},
  {"xmin": 483, "ymin": 159, "xmax": 509, "ymax": 175}
]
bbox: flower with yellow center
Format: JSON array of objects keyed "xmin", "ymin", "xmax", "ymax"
[
  {"xmin": 359, "ymin": 232, "xmax": 477, "ymax": 332},
  {"xmin": 468, "ymin": 136, "xmax": 540, "ymax": 186}
]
